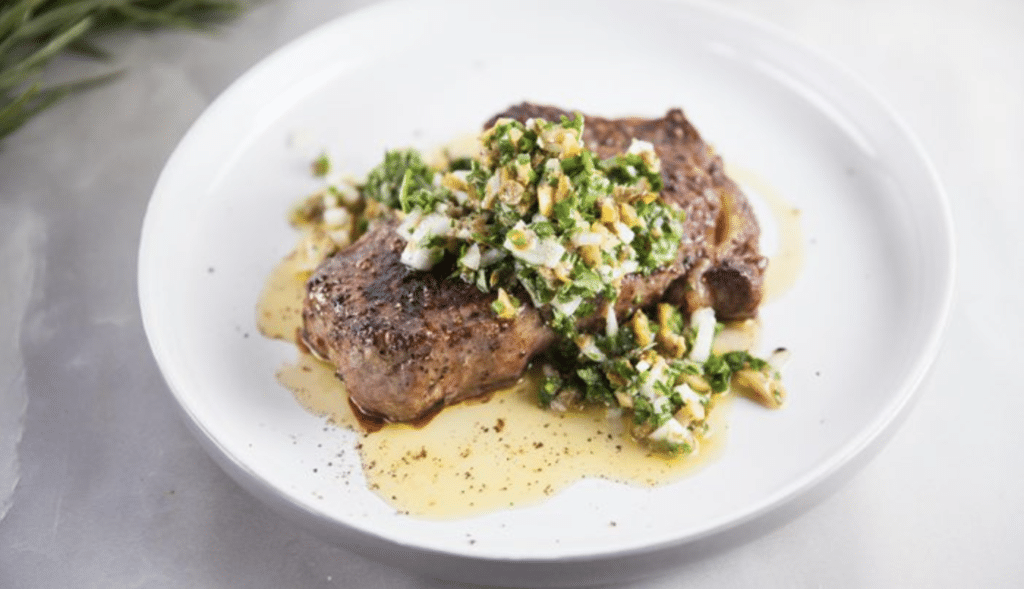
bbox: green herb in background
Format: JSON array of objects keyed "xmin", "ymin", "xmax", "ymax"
[{"xmin": 0, "ymin": 0, "xmax": 245, "ymax": 143}]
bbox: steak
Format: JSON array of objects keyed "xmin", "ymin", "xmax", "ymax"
[
  {"xmin": 302, "ymin": 221, "xmax": 556, "ymax": 422},
  {"xmin": 301, "ymin": 103, "xmax": 766, "ymax": 423}
]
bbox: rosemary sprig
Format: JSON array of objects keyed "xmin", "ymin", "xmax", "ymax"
[{"xmin": 0, "ymin": 0, "xmax": 245, "ymax": 143}]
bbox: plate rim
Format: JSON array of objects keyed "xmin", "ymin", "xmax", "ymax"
[{"xmin": 138, "ymin": 0, "xmax": 956, "ymax": 571}]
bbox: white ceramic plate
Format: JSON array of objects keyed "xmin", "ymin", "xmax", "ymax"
[{"xmin": 139, "ymin": 0, "xmax": 954, "ymax": 586}]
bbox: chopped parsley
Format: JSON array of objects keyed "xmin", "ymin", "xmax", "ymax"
[
  {"xmin": 363, "ymin": 149, "xmax": 442, "ymax": 212},
  {"xmin": 311, "ymin": 152, "xmax": 331, "ymax": 177}
]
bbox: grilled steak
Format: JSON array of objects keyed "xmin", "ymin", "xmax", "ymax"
[{"xmin": 301, "ymin": 103, "xmax": 766, "ymax": 422}]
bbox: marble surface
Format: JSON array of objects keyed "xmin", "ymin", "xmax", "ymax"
[{"xmin": 1, "ymin": 0, "xmax": 1021, "ymax": 586}]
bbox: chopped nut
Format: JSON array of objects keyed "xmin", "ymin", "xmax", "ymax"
[
  {"xmin": 508, "ymin": 126, "xmax": 523, "ymax": 146},
  {"xmin": 514, "ymin": 160, "xmax": 532, "ymax": 184},
  {"xmin": 600, "ymin": 199, "xmax": 620, "ymax": 224},
  {"xmin": 732, "ymin": 369, "xmax": 785, "ymax": 408},
  {"xmin": 555, "ymin": 174, "xmax": 572, "ymax": 202},
  {"xmin": 537, "ymin": 184, "xmax": 554, "ymax": 217},
  {"xmin": 657, "ymin": 332, "xmax": 688, "ymax": 359},
  {"xmin": 493, "ymin": 288, "xmax": 518, "ymax": 320},
  {"xmin": 553, "ymin": 261, "xmax": 573, "ymax": 283},
  {"xmin": 679, "ymin": 372, "xmax": 711, "ymax": 393},
  {"xmin": 632, "ymin": 312, "xmax": 654, "ymax": 348},
  {"xmin": 579, "ymin": 244, "xmax": 601, "ymax": 267},
  {"xmin": 619, "ymin": 202, "xmax": 643, "ymax": 228},
  {"xmin": 606, "ymin": 371, "xmax": 628, "ymax": 387},
  {"xmin": 655, "ymin": 303, "xmax": 688, "ymax": 358},
  {"xmin": 441, "ymin": 172, "xmax": 470, "ymax": 193},
  {"xmin": 656, "ymin": 303, "xmax": 674, "ymax": 334}
]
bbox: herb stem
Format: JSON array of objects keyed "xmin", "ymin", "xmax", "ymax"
[{"xmin": 0, "ymin": 0, "xmax": 245, "ymax": 143}]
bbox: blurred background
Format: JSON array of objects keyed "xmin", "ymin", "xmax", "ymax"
[{"xmin": 1, "ymin": 0, "xmax": 1021, "ymax": 587}]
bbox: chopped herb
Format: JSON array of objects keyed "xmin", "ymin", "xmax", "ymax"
[
  {"xmin": 311, "ymin": 153, "xmax": 331, "ymax": 177},
  {"xmin": 539, "ymin": 370, "xmax": 563, "ymax": 406},
  {"xmin": 363, "ymin": 149, "xmax": 441, "ymax": 211},
  {"xmin": 703, "ymin": 355, "xmax": 732, "ymax": 393}
]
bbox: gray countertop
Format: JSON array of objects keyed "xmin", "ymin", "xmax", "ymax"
[{"xmin": 2, "ymin": 0, "xmax": 1022, "ymax": 587}]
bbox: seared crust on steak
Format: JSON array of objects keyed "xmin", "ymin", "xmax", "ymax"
[
  {"xmin": 302, "ymin": 222, "xmax": 556, "ymax": 422},
  {"xmin": 302, "ymin": 103, "xmax": 766, "ymax": 422}
]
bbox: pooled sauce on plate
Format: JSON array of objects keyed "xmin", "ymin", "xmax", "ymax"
[
  {"xmin": 256, "ymin": 162, "xmax": 802, "ymax": 519},
  {"xmin": 258, "ymin": 252, "xmax": 730, "ymax": 518},
  {"xmin": 726, "ymin": 164, "xmax": 805, "ymax": 303}
]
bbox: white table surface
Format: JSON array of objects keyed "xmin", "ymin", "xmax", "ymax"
[{"xmin": 1, "ymin": 0, "xmax": 1021, "ymax": 587}]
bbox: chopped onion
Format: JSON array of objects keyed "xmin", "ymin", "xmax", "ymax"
[
  {"xmin": 688, "ymin": 307, "xmax": 716, "ymax": 363},
  {"xmin": 648, "ymin": 418, "xmax": 693, "ymax": 447},
  {"xmin": 479, "ymin": 247, "xmax": 505, "ymax": 267},
  {"xmin": 673, "ymin": 383, "xmax": 706, "ymax": 422},
  {"xmin": 395, "ymin": 209, "xmax": 422, "ymax": 241},
  {"xmin": 401, "ymin": 242, "xmax": 441, "ymax": 271},
  {"xmin": 605, "ymin": 303, "xmax": 619, "ymax": 338},
  {"xmin": 460, "ymin": 243, "xmax": 481, "ymax": 270},
  {"xmin": 552, "ymin": 296, "xmax": 583, "ymax": 318},
  {"xmin": 571, "ymin": 231, "xmax": 604, "ymax": 247},
  {"xmin": 414, "ymin": 212, "xmax": 453, "ymax": 241},
  {"xmin": 322, "ymin": 206, "xmax": 350, "ymax": 228},
  {"xmin": 504, "ymin": 227, "xmax": 566, "ymax": 268},
  {"xmin": 613, "ymin": 222, "xmax": 635, "ymax": 244}
]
